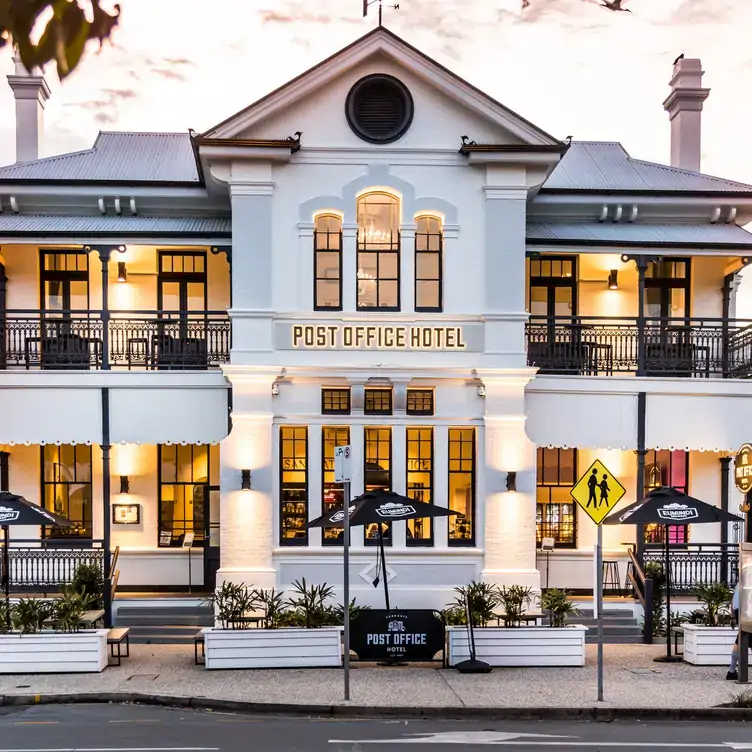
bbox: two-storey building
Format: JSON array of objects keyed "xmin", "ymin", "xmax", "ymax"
[{"xmin": 2, "ymin": 27, "xmax": 751, "ymax": 608}]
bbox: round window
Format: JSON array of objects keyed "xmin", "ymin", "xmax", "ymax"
[{"xmin": 345, "ymin": 74, "xmax": 414, "ymax": 144}]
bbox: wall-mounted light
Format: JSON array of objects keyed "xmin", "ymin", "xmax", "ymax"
[
  {"xmin": 117, "ymin": 262, "xmax": 127, "ymax": 282},
  {"xmin": 505, "ymin": 471, "xmax": 517, "ymax": 493},
  {"xmin": 272, "ymin": 383, "xmax": 280, "ymax": 397},
  {"xmin": 119, "ymin": 475, "xmax": 130, "ymax": 494},
  {"xmin": 607, "ymin": 270, "xmax": 618, "ymax": 290},
  {"xmin": 241, "ymin": 469, "xmax": 252, "ymax": 491},
  {"xmin": 477, "ymin": 384, "xmax": 486, "ymax": 398}
]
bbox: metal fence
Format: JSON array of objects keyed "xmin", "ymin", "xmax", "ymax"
[
  {"xmin": 641, "ymin": 543, "xmax": 739, "ymax": 594},
  {"xmin": 1, "ymin": 311, "xmax": 231, "ymax": 370},
  {"xmin": 0, "ymin": 539, "xmax": 104, "ymax": 592},
  {"xmin": 526, "ymin": 316, "xmax": 752, "ymax": 378}
]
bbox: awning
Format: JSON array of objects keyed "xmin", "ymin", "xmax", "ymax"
[
  {"xmin": 0, "ymin": 214, "xmax": 231, "ymax": 240},
  {"xmin": 526, "ymin": 222, "xmax": 752, "ymax": 251}
]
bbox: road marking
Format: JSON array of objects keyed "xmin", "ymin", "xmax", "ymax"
[
  {"xmin": 12, "ymin": 723, "xmax": 60, "ymax": 726},
  {"xmin": 330, "ymin": 732, "xmax": 575, "ymax": 745}
]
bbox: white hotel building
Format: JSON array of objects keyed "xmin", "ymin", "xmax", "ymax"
[{"xmin": 1, "ymin": 28, "xmax": 751, "ymax": 608}]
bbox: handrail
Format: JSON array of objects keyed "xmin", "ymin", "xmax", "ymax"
[
  {"xmin": 109, "ymin": 545, "xmax": 120, "ymax": 579},
  {"xmin": 628, "ymin": 547, "xmax": 654, "ymax": 645}
]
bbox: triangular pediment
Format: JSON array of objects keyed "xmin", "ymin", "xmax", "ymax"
[{"xmin": 203, "ymin": 27, "xmax": 559, "ymax": 147}]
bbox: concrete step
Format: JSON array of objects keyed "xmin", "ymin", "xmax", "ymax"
[
  {"xmin": 586, "ymin": 634, "xmax": 645, "ymax": 644},
  {"xmin": 570, "ymin": 617, "xmax": 640, "ymax": 627},
  {"xmin": 116, "ymin": 615, "xmax": 213, "ymax": 627},
  {"xmin": 576, "ymin": 609, "xmax": 636, "ymax": 618},
  {"xmin": 125, "ymin": 625, "xmax": 203, "ymax": 645},
  {"xmin": 116, "ymin": 606, "xmax": 213, "ymax": 617}
]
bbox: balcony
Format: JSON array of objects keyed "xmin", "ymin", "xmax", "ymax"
[
  {"xmin": 0, "ymin": 311, "xmax": 231, "ymax": 370},
  {"xmin": 526, "ymin": 316, "xmax": 752, "ymax": 378}
]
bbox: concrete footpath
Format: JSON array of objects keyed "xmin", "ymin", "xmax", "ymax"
[{"xmin": 0, "ymin": 643, "xmax": 749, "ymax": 719}]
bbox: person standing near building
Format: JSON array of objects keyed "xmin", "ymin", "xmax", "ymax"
[{"xmin": 727, "ymin": 582, "xmax": 741, "ymax": 680}]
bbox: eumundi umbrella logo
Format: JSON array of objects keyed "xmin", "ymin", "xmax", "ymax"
[
  {"xmin": 657, "ymin": 503, "xmax": 698, "ymax": 521},
  {"xmin": 0, "ymin": 507, "xmax": 19, "ymax": 522}
]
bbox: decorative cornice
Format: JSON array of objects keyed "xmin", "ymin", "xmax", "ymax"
[
  {"xmin": 192, "ymin": 131, "xmax": 302, "ymax": 153},
  {"xmin": 459, "ymin": 135, "xmax": 569, "ymax": 157}
]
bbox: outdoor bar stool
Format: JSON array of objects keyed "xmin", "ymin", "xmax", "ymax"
[
  {"xmin": 602, "ymin": 560, "xmax": 622, "ymax": 597},
  {"xmin": 624, "ymin": 560, "xmax": 635, "ymax": 593}
]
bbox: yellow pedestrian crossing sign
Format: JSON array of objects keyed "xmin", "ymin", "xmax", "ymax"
[{"xmin": 570, "ymin": 459, "xmax": 626, "ymax": 525}]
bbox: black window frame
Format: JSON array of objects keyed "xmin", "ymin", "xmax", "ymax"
[
  {"xmin": 536, "ymin": 447, "xmax": 577, "ymax": 549},
  {"xmin": 39, "ymin": 249, "xmax": 90, "ymax": 312},
  {"xmin": 313, "ymin": 214, "xmax": 343, "ymax": 312},
  {"xmin": 364, "ymin": 426, "xmax": 392, "ymax": 547},
  {"xmin": 448, "ymin": 427, "xmax": 476, "ymax": 547},
  {"xmin": 406, "ymin": 426, "xmax": 434, "ymax": 547},
  {"xmin": 322, "ymin": 425, "xmax": 351, "ymax": 547},
  {"xmin": 356, "ymin": 192, "xmax": 401, "ymax": 312},
  {"xmin": 644, "ymin": 258, "xmax": 691, "ymax": 320},
  {"xmin": 41, "ymin": 444, "xmax": 93, "ymax": 539},
  {"xmin": 406, "ymin": 388, "xmax": 434, "ymax": 416},
  {"xmin": 157, "ymin": 443, "xmax": 218, "ymax": 548},
  {"xmin": 364, "ymin": 388, "xmax": 393, "ymax": 415},
  {"xmin": 279, "ymin": 426, "xmax": 309, "ymax": 547},
  {"xmin": 528, "ymin": 255, "xmax": 578, "ymax": 318},
  {"xmin": 642, "ymin": 449, "xmax": 690, "ymax": 545},
  {"xmin": 322, "ymin": 388, "xmax": 351, "ymax": 415},
  {"xmin": 414, "ymin": 216, "xmax": 443, "ymax": 312}
]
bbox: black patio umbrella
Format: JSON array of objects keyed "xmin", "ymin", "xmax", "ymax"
[
  {"xmin": 604, "ymin": 486, "xmax": 743, "ymax": 662},
  {"xmin": 308, "ymin": 489, "xmax": 460, "ymax": 609},
  {"xmin": 0, "ymin": 492, "xmax": 73, "ymax": 628}
]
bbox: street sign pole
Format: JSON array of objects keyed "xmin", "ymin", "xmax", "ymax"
[
  {"xmin": 343, "ymin": 477, "xmax": 351, "ymax": 701},
  {"xmin": 596, "ymin": 522, "xmax": 604, "ymax": 702},
  {"xmin": 570, "ymin": 459, "xmax": 625, "ymax": 705},
  {"xmin": 334, "ymin": 445, "xmax": 353, "ymax": 702}
]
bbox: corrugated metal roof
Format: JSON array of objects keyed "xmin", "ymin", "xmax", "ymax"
[
  {"xmin": 0, "ymin": 133, "xmax": 199, "ymax": 183},
  {"xmin": 526, "ymin": 221, "xmax": 752, "ymax": 247},
  {"xmin": 543, "ymin": 142, "xmax": 752, "ymax": 194},
  {"xmin": 0, "ymin": 215, "xmax": 230, "ymax": 235}
]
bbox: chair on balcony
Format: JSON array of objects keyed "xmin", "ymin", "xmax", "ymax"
[
  {"xmin": 25, "ymin": 332, "xmax": 100, "ymax": 370},
  {"xmin": 528, "ymin": 340, "xmax": 588, "ymax": 375},
  {"xmin": 152, "ymin": 333, "xmax": 208, "ymax": 370}
]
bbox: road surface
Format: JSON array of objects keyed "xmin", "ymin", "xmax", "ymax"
[{"xmin": 0, "ymin": 703, "xmax": 751, "ymax": 750}]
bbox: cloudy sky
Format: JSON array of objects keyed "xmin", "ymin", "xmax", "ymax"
[{"xmin": 0, "ymin": 0, "xmax": 751, "ymax": 183}]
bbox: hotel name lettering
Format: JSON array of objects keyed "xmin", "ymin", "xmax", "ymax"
[{"xmin": 292, "ymin": 325, "xmax": 467, "ymax": 351}]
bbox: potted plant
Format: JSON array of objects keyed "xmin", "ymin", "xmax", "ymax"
[
  {"xmin": 445, "ymin": 581, "xmax": 588, "ymax": 668},
  {"xmin": 540, "ymin": 588, "xmax": 580, "ymax": 627},
  {"xmin": 201, "ymin": 578, "xmax": 344, "ymax": 670},
  {"xmin": 0, "ymin": 593, "xmax": 108, "ymax": 674},
  {"xmin": 681, "ymin": 582, "xmax": 737, "ymax": 666}
]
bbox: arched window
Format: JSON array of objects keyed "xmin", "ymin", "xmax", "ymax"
[
  {"xmin": 313, "ymin": 214, "xmax": 343, "ymax": 310},
  {"xmin": 356, "ymin": 192, "xmax": 400, "ymax": 311},
  {"xmin": 415, "ymin": 215, "xmax": 443, "ymax": 312}
]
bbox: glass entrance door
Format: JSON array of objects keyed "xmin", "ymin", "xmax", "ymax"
[
  {"xmin": 39, "ymin": 251, "xmax": 92, "ymax": 368},
  {"xmin": 157, "ymin": 252, "xmax": 208, "ymax": 368},
  {"xmin": 644, "ymin": 259, "xmax": 693, "ymax": 376},
  {"xmin": 528, "ymin": 256, "xmax": 580, "ymax": 373}
]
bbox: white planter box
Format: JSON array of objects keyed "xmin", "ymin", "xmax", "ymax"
[
  {"xmin": 446, "ymin": 625, "xmax": 588, "ymax": 668},
  {"xmin": 682, "ymin": 625, "xmax": 748, "ymax": 666},
  {"xmin": 0, "ymin": 630, "xmax": 109, "ymax": 674},
  {"xmin": 203, "ymin": 626, "xmax": 344, "ymax": 670}
]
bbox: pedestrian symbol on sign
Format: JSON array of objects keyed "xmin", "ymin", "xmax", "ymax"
[{"xmin": 571, "ymin": 459, "xmax": 626, "ymax": 525}]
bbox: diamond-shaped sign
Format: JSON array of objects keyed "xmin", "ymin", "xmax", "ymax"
[{"xmin": 570, "ymin": 459, "xmax": 626, "ymax": 526}]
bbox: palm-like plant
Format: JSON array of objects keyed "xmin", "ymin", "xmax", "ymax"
[{"xmin": 540, "ymin": 588, "xmax": 579, "ymax": 628}]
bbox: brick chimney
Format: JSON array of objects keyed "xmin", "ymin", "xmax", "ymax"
[
  {"xmin": 6, "ymin": 55, "xmax": 51, "ymax": 163},
  {"xmin": 662, "ymin": 57, "xmax": 710, "ymax": 173}
]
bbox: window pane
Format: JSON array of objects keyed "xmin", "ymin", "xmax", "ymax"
[
  {"xmin": 280, "ymin": 426, "xmax": 308, "ymax": 545},
  {"xmin": 322, "ymin": 388, "xmax": 350, "ymax": 414},
  {"xmin": 42, "ymin": 444, "xmax": 92, "ymax": 539},
  {"xmin": 365, "ymin": 427, "xmax": 392, "ymax": 546},
  {"xmin": 379, "ymin": 253, "xmax": 399, "ymax": 279},
  {"xmin": 416, "ymin": 280, "xmax": 439, "ymax": 310},
  {"xmin": 416, "ymin": 253, "xmax": 439, "ymax": 279},
  {"xmin": 316, "ymin": 281, "xmax": 340, "ymax": 309},
  {"xmin": 378, "ymin": 280, "xmax": 399, "ymax": 308},
  {"xmin": 316, "ymin": 252, "xmax": 340, "ymax": 279}
]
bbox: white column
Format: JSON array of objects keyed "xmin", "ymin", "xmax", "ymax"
[
  {"xmin": 218, "ymin": 372, "xmax": 277, "ymax": 589},
  {"xmin": 480, "ymin": 375, "xmax": 539, "ymax": 591},
  {"xmin": 400, "ymin": 224, "xmax": 416, "ymax": 313},
  {"xmin": 229, "ymin": 166, "xmax": 275, "ymax": 357},
  {"xmin": 308, "ymin": 425, "xmax": 323, "ymax": 547},
  {"xmin": 433, "ymin": 424, "xmax": 449, "ymax": 547},
  {"xmin": 342, "ymin": 223, "xmax": 358, "ymax": 312},
  {"xmin": 392, "ymin": 424, "xmax": 407, "ymax": 548},
  {"xmin": 298, "ymin": 222, "xmax": 315, "ymax": 312},
  {"xmin": 483, "ymin": 174, "xmax": 529, "ymax": 368}
]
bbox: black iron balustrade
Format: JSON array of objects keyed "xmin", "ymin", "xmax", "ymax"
[
  {"xmin": 0, "ymin": 539, "xmax": 104, "ymax": 592},
  {"xmin": 526, "ymin": 316, "xmax": 752, "ymax": 378},
  {"xmin": 1, "ymin": 310, "xmax": 231, "ymax": 370},
  {"xmin": 640, "ymin": 543, "xmax": 739, "ymax": 594}
]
